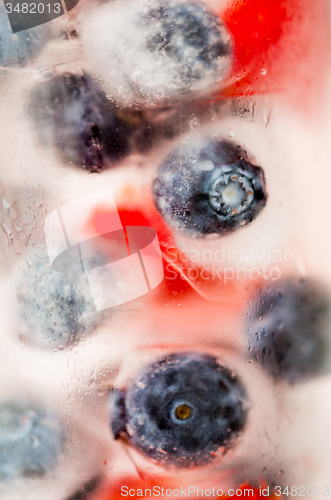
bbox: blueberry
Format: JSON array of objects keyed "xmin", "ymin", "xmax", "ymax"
[
  {"xmin": 0, "ymin": 5, "xmax": 47, "ymax": 67},
  {"xmin": 109, "ymin": 352, "xmax": 248, "ymax": 467},
  {"xmin": 28, "ymin": 73, "xmax": 147, "ymax": 172},
  {"xmin": 81, "ymin": 0, "xmax": 232, "ymax": 105},
  {"xmin": 140, "ymin": 0, "xmax": 232, "ymax": 99},
  {"xmin": 0, "ymin": 403, "xmax": 64, "ymax": 480},
  {"xmin": 17, "ymin": 259, "xmax": 98, "ymax": 349},
  {"xmin": 247, "ymin": 278, "xmax": 331, "ymax": 383},
  {"xmin": 153, "ymin": 139, "xmax": 267, "ymax": 236}
]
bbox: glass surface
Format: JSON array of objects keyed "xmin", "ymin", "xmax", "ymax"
[{"xmin": 1, "ymin": 0, "xmax": 331, "ymax": 498}]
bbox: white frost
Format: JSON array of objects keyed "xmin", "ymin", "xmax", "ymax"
[{"xmin": 79, "ymin": 0, "xmax": 232, "ymax": 106}]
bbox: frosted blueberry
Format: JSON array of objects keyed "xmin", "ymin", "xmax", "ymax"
[
  {"xmin": 0, "ymin": 404, "xmax": 64, "ymax": 480},
  {"xmin": 247, "ymin": 278, "xmax": 331, "ymax": 383},
  {"xmin": 153, "ymin": 139, "xmax": 267, "ymax": 236},
  {"xmin": 28, "ymin": 73, "xmax": 145, "ymax": 172},
  {"xmin": 109, "ymin": 352, "xmax": 248, "ymax": 467},
  {"xmin": 17, "ymin": 259, "xmax": 98, "ymax": 349}
]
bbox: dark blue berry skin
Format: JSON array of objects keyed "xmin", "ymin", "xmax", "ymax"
[
  {"xmin": 0, "ymin": 5, "xmax": 47, "ymax": 67},
  {"xmin": 28, "ymin": 73, "xmax": 147, "ymax": 172},
  {"xmin": 153, "ymin": 139, "xmax": 267, "ymax": 237},
  {"xmin": 247, "ymin": 278, "xmax": 331, "ymax": 383},
  {"xmin": 0, "ymin": 404, "xmax": 64, "ymax": 480},
  {"xmin": 109, "ymin": 353, "xmax": 248, "ymax": 468}
]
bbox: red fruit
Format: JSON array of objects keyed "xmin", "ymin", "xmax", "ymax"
[
  {"xmin": 86, "ymin": 192, "xmax": 197, "ymax": 301},
  {"xmin": 85, "ymin": 187, "xmax": 262, "ymax": 306},
  {"xmin": 217, "ymin": 0, "xmax": 330, "ymax": 113}
]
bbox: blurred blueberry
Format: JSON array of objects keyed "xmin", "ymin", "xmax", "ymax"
[
  {"xmin": 0, "ymin": 5, "xmax": 47, "ymax": 67},
  {"xmin": 0, "ymin": 404, "xmax": 64, "ymax": 480},
  {"xmin": 17, "ymin": 258, "xmax": 99, "ymax": 349},
  {"xmin": 153, "ymin": 139, "xmax": 267, "ymax": 236},
  {"xmin": 247, "ymin": 277, "xmax": 331, "ymax": 383},
  {"xmin": 28, "ymin": 73, "xmax": 150, "ymax": 172},
  {"xmin": 109, "ymin": 352, "xmax": 248, "ymax": 467}
]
